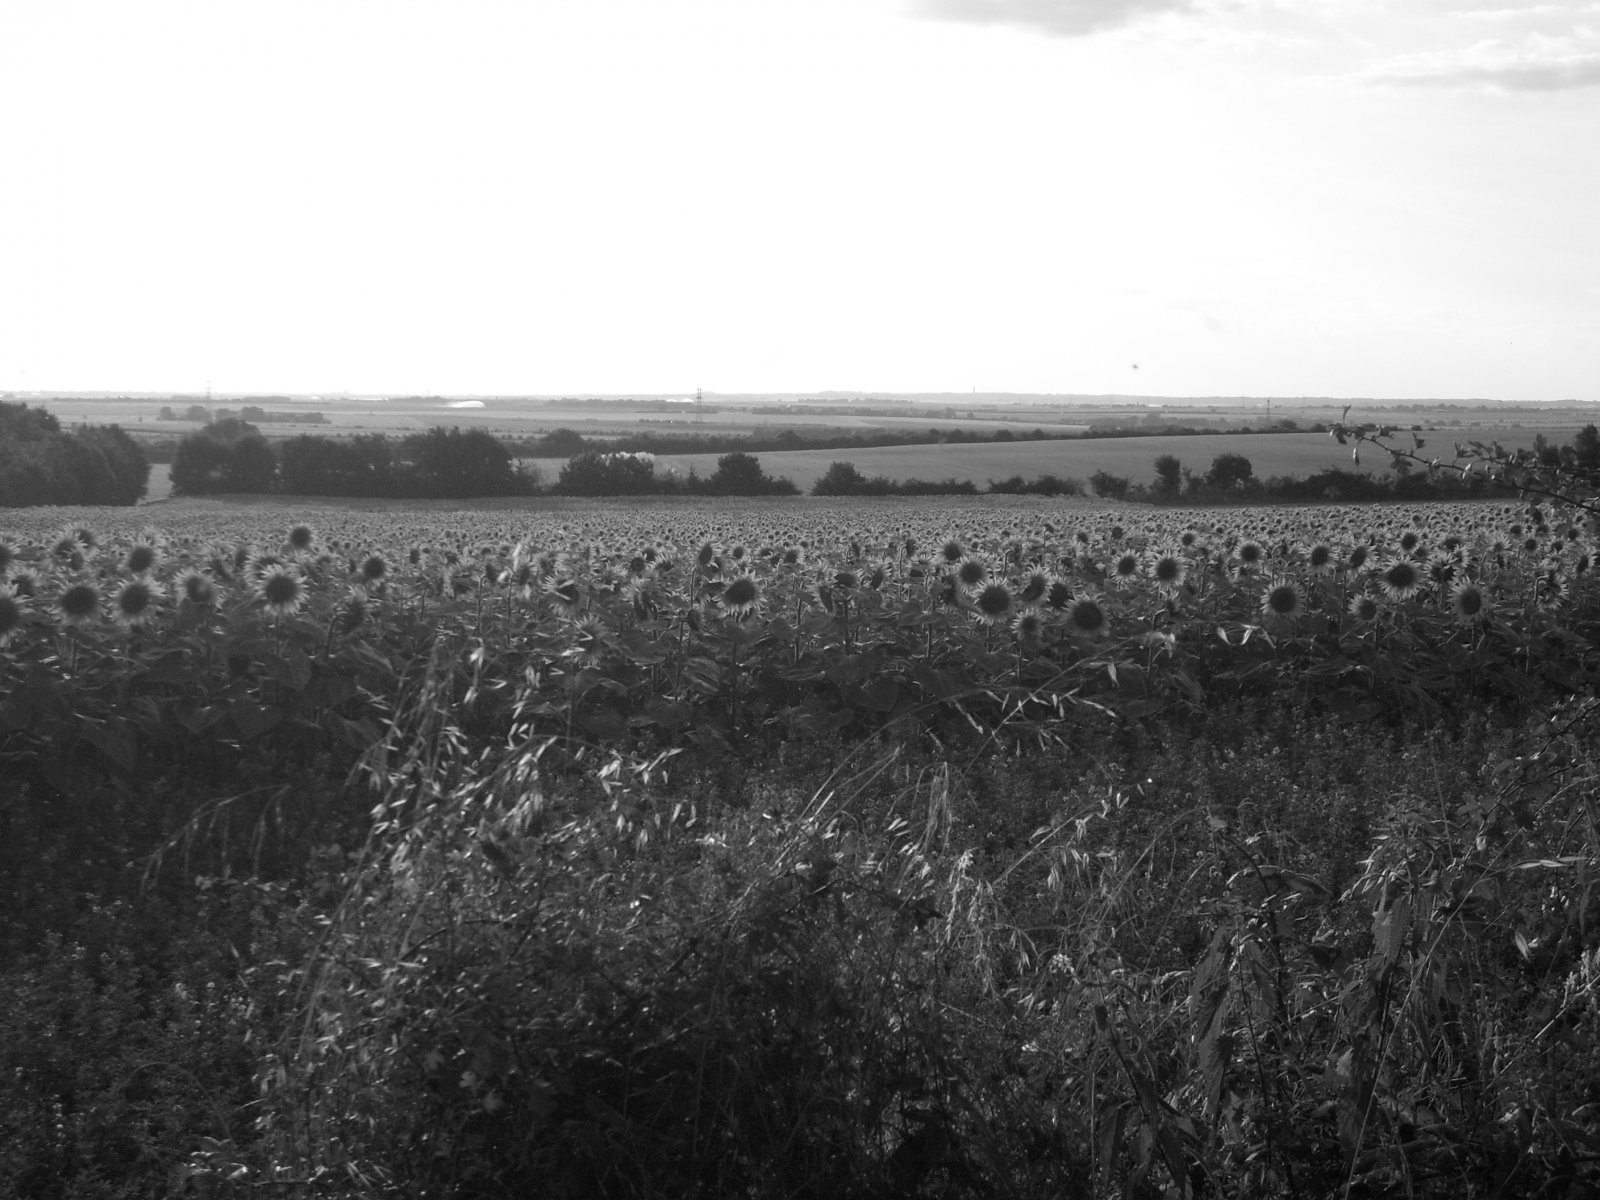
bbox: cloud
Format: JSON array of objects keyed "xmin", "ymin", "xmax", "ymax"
[
  {"xmin": 1455, "ymin": 5, "xmax": 1569, "ymax": 21},
  {"xmin": 1360, "ymin": 31, "xmax": 1600, "ymax": 89},
  {"xmin": 906, "ymin": 0, "xmax": 1202, "ymax": 37}
]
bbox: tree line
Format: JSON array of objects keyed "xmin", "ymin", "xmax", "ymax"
[
  {"xmin": 0, "ymin": 402, "xmax": 149, "ymax": 507},
  {"xmin": 169, "ymin": 427, "xmax": 804, "ymax": 499},
  {"xmin": 508, "ymin": 416, "xmax": 1321, "ymax": 461},
  {"xmin": 1085, "ymin": 435, "xmax": 1600, "ymax": 505},
  {"xmin": 172, "ymin": 424, "xmax": 532, "ymax": 499}
]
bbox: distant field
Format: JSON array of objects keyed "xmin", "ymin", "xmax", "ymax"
[
  {"xmin": 522, "ymin": 429, "xmax": 1570, "ymax": 494},
  {"xmin": 133, "ymin": 427, "xmax": 1577, "ymax": 504}
]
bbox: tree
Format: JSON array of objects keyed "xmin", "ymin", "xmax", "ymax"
[
  {"xmin": 397, "ymin": 427, "xmax": 517, "ymax": 498},
  {"xmin": 813, "ymin": 461, "xmax": 869, "ymax": 496},
  {"xmin": 169, "ymin": 435, "xmax": 235, "ymax": 495},
  {"xmin": 1206, "ymin": 452, "xmax": 1254, "ymax": 491},
  {"xmin": 1572, "ymin": 424, "xmax": 1600, "ymax": 471},
  {"xmin": 538, "ymin": 428, "xmax": 588, "ymax": 457},
  {"xmin": 170, "ymin": 418, "xmax": 276, "ymax": 495},
  {"xmin": 557, "ymin": 451, "xmax": 658, "ymax": 496},
  {"xmin": 1152, "ymin": 454, "xmax": 1182, "ymax": 497},
  {"xmin": 1089, "ymin": 470, "xmax": 1131, "ymax": 500},
  {"xmin": 708, "ymin": 452, "xmax": 797, "ymax": 496}
]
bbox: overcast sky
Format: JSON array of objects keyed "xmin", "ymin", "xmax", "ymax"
[{"xmin": 2, "ymin": 0, "xmax": 1596, "ymax": 399}]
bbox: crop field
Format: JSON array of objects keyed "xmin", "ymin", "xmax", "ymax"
[
  {"xmin": 5, "ymin": 490, "xmax": 1600, "ymax": 1196},
  {"xmin": 522, "ymin": 427, "xmax": 1582, "ymax": 493}
]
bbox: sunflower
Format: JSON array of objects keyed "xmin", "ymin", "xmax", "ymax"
[
  {"xmin": 721, "ymin": 574, "xmax": 761, "ymax": 620},
  {"xmin": 1112, "ymin": 552, "xmax": 1142, "ymax": 584},
  {"xmin": 1235, "ymin": 541, "xmax": 1265, "ymax": 573},
  {"xmin": 1065, "ymin": 596, "xmax": 1108, "ymax": 637},
  {"xmin": 973, "ymin": 582, "xmax": 1014, "ymax": 626},
  {"xmin": 113, "ymin": 578, "xmax": 161, "ymax": 627},
  {"xmin": 58, "ymin": 582, "xmax": 101, "ymax": 626},
  {"xmin": 1536, "ymin": 570, "xmax": 1566, "ymax": 610},
  {"xmin": 0, "ymin": 586, "xmax": 24, "ymax": 645},
  {"xmin": 1045, "ymin": 578, "xmax": 1074, "ymax": 611},
  {"xmin": 1450, "ymin": 580, "xmax": 1487, "ymax": 624},
  {"xmin": 1348, "ymin": 592, "xmax": 1381, "ymax": 622},
  {"xmin": 1149, "ymin": 549, "xmax": 1186, "ymax": 591},
  {"xmin": 1261, "ymin": 578, "xmax": 1304, "ymax": 620},
  {"xmin": 1378, "ymin": 559, "xmax": 1422, "ymax": 602},
  {"xmin": 940, "ymin": 539, "xmax": 965, "ymax": 564},
  {"xmin": 1306, "ymin": 543, "xmax": 1335, "ymax": 575},
  {"xmin": 258, "ymin": 566, "xmax": 306, "ymax": 616},
  {"xmin": 955, "ymin": 556, "xmax": 989, "ymax": 593},
  {"xmin": 177, "ymin": 568, "xmax": 219, "ymax": 607},
  {"xmin": 124, "ymin": 540, "xmax": 161, "ymax": 576},
  {"xmin": 1018, "ymin": 571, "xmax": 1049, "ymax": 607},
  {"xmin": 1347, "ymin": 545, "xmax": 1371, "ymax": 573},
  {"xmin": 288, "ymin": 524, "xmax": 316, "ymax": 553},
  {"xmin": 1011, "ymin": 609, "xmax": 1045, "ymax": 649},
  {"xmin": 569, "ymin": 617, "xmax": 608, "ymax": 667},
  {"xmin": 359, "ymin": 554, "xmax": 389, "ymax": 584},
  {"xmin": 544, "ymin": 576, "xmax": 585, "ymax": 619}
]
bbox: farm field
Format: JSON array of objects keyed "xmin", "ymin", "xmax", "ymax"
[
  {"xmin": 135, "ymin": 424, "xmax": 1582, "ymax": 507},
  {"xmin": 521, "ymin": 426, "xmax": 1580, "ymax": 492},
  {"xmin": 5, "ymin": 490, "xmax": 1600, "ymax": 1196}
]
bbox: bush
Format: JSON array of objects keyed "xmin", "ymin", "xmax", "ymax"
[
  {"xmin": 706, "ymin": 451, "xmax": 799, "ymax": 496},
  {"xmin": 0, "ymin": 403, "xmax": 148, "ymax": 506},
  {"xmin": 170, "ymin": 420, "xmax": 276, "ymax": 495}
]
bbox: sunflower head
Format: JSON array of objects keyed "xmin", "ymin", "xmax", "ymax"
[
  {"xmin": 1012, "ymin": 610, "xmax": 1045, "ymax": 648},
  {"xmin": 973, "ymin": 582, "xmax": 1013, "ymax": 625},
  {"xmin": 0, "ymin": 587, "xmax": 24, "ymax": 644},
  {"xmin": 114, "ymin": 578, "xmax": 161, "ymax": 627},
  {"xmin": 721, "ymin": 574, "xmax": 761, "ymax": 619},
  {"xmin": 1349, "ymin": 592, "xmax": 1381, "ymax": 622},
  {"xmin": 178, "ymin": 569, "xmax": 219, "ymax": 607},
  {"xmin": 58, "ymin": 582, "xmax": 101, "ymax": 626},
  {"xmin": 955, "ymin": 556, "xmax": 989, "ymax": 592},
  {"xmin": 1450, "ymin": 580, "xmax": 1486, "ymax": 624},
  {"xmin": 124, "ymin": 541, "xmax": 161, "ymax": 576},
  {"xmin": 1150, "ymin": 550, "xmax": 1185, "ymax": 590},
  {"xmin": 544, "ymin": 576, "xmax": 585, "ymax": 618},
  {"xmin": 1065, "ymin": 596, "xmax": 1107, "ymax": 637},
  {"xmin": 258, "ymin": 566, "xmax": 306, "ymax": 616},
  {"xmin": 1379, "ymin": 559, "xmax": 1422, "ymax": 602},
  {"xmin": 1261, "ymin": 578, "xmax": 1304, "ymax": 620}
]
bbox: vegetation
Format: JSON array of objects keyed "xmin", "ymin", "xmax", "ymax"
[
  {"xmin": 0, "ymin": 402, "xmax": 149, "ymax": 507},
  {"xmin": 176, "ymin": 425, "xmax": 531, "ymax": 499},
  {"xmin": 7, "ymin": 425, "xmax": 1600, "ymax": 1195},
  {"xmin": 504, "ymin": 416, "xmax": 1325, "ymax": 463}
]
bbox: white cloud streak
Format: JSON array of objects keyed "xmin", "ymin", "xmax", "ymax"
[
  {"xmin": 906, "ymin": 0, "xmax": 1200, "ymax": 37},
  {"xmin": 1361, "ymin": 30, "xmax": 1600, "ymax": 90}
]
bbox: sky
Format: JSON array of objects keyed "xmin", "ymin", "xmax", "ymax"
[{"xmin": 1, "ymin": 0, "xmax": 1596, "ymax": 400}]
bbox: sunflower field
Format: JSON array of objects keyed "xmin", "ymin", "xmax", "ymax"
[{"xmin": 4, "ymin": 491, "xmax": 1600, "ymax": 1197}]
